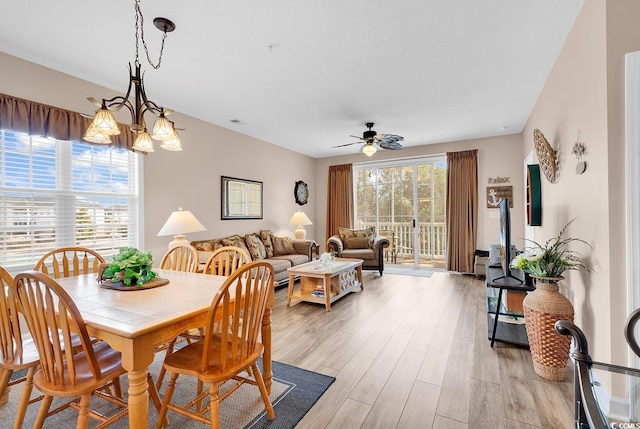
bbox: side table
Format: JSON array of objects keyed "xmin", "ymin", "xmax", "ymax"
[{"xmin": 485, "ymin": 264, "xmax": 535, "ymax": 347}]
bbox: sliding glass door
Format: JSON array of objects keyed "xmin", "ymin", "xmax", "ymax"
[{"xmin": 354, "ymin": 156, "xmax": 446, "ymax": 269}]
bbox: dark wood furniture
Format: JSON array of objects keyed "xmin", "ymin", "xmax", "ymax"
[{"xmin": 485, "ymin": 264, "xmax": 535, "ymax": 347}]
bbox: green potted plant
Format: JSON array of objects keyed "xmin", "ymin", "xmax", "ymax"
[
  {"xmin": 510, "ymin": 219, "xmax": 592, "ymax": 381},
  {"xmin": 101, "ymin": 247, "xmax": 158, "ymax": 286}
]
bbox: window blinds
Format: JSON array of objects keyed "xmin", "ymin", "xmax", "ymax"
[{"xmin": 0, "ymin": 129, "xmax": 140, "ymax": 269}]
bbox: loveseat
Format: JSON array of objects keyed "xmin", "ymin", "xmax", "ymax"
[
  {"xmin": 191, "ymin": 230, "xmax": 317, "ymax": 287},
  {"xmin": 327, "ymin": 227, "xmax": 390, "ymax": 275}
]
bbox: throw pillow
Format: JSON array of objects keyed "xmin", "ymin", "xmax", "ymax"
[
  {"xmin": 338, "ymin": 227, "xmax": 374, "ymax": 246},
  {"xmin": 260, "ymin": 229, "xmax": 275, "ymax": 258},
  {"xmin": 245, "ymin": 233, "xmax": 267, "ymax": 260},
  {"xmin": 221, "ymin": 235, "xmax": 251, "ymax": 258},
  {"xmin": 194, "ymin": 241, "xmax": 213, "ymax": 252},
  {"xmin": 192, "ymin": 239, "xmax": 224, "ymax": 252},
  {"xmin": 272, "ymin": 236, "xmax": 295, "ymax": 256},
  {"xmin": 344, "ymin": 236, "xmax": 371, "ymax": 249}
]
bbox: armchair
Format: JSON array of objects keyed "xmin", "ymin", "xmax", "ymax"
[{"xmin": 327, "ymin": 227, "xmax": 390, "ymax": 275}]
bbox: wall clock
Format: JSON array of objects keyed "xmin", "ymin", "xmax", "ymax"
[
  {"xmin": 527, "ymin": 164, "xmax": 542, "ymax": 226},
  {"xmin": 294, "ymin": 180, "xmax": 308, "ymax": 205}
]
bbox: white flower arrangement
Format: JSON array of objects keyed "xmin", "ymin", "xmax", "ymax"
[{"xmin": 510, "ymin": 219, "xmax": 591, "ymax": 278}]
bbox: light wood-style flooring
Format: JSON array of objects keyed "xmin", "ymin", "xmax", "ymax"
[{"xmin": 271, "ymin": 270, "xmax": 575, "ymax": 428}]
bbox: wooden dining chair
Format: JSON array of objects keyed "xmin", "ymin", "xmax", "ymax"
[
  {"xmin": 155, "ymin": 261, "xmax": 275, "ymax": 429},
  {"xmin": 11, "ymin": 270, "xmax": 162, "ymax": 429},
  {"xmin": 155, "ymin": 244, "xmax": 201, "ymax": 389},
  {"xmin": 33, "ymin": 247, "xmax": 105, "ymax": 279},
  {"xmin": 155, "ymin": 245, "xmax": 252, "ymax": 390},
  {"xmin": 0, "ymin": 266, "xmax": 43, "ymax": 429},
  {"xmin": 202, "ymin": 245, "xmax": 251, "ymax": 276},
  {"xmin": 159, "ymin": 244, "xmax": 199, "ymax": 273}
]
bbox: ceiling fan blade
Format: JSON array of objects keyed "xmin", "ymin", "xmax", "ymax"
[
  {"xmin": 378, "ymin": 134, "xmax": 404, "ymax": 143},
  {"xmin": 349, "ymin": 135, "xmax": 364, "ymax": 140},
  {"xmin": 379, "ymin": 140, "xmax": 403, "ymax": 150},
  {"xmin": 332, "ymin": 142, "xmax": 361, "ymax": 148}
]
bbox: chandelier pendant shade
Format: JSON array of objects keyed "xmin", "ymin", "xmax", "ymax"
[{"xmin": 84, "ymin": 0, "xmax": 182, "ymax": 152}]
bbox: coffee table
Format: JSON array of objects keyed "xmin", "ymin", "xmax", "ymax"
[{"xmin": 287, "ymin": 257, "xmax": 363, "ymax": 311}]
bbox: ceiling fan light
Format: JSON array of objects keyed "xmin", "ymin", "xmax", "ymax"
[
  {"xmin": 83, "ymin": 126, "xmax": 112, "ymax": 144},
  {"xmin": 151, "ymin": 114, "xmax": 175, "ymax": 140},
  {"xmin": 89, "ymin": 108, "xmax": 121, "ymax": 135},
  {"xmin": 132, "ymin": 130, "xmax": 155, "ymax": 152},
  {"xmin": 363, "ymin": 144, "xmax": 377, "ymax": 157},
  {"xmin": 160, "ymin": 129, "xmax": 183, "ymax": 151}
]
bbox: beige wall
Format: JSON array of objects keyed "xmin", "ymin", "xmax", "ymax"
[
  {"xmin": 522, "ymin": 0, "xmax": 640, "ymax": 364},
  {"xmin": 314, "ymin": 134, "xmax": 524, "ymax": 255},
  {"xmin": 0, "ymin": 52, "xmax": 317, "ymax": 264},
  {"xmin": 143, "ymin": 114, "xmax": 316, "ymax": 261}
]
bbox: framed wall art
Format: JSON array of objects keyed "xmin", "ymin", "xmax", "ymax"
[
  {"xmin": 221, "ymin": 176, "xmax": 263, "ymax": 220},
  {"xmin": 487, "ymin": 186, "xmax": 513, "ymax": 208}
]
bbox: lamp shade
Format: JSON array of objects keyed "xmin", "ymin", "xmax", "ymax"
[
  {"xmin": 158, "ymin": 207, "xmax": 206, "ymax": 248},
  {"xmin": 288, "ymin": 211, "xmax": 312, "ymax": 240},
  {"xmin": 132, "ymin": 130, "xmax": 155, "ymax": 152},
  {"xmin": 88, "ymin": 107, "xmax": 121, "ymax": 136},
  {"xmin": 151, "ymin": 114, "xmax": 175, "ymax": 140},
  {"xmin": 288, "ymin": 211, "xmax": 313, "ymax": 227},
  {"xmin": 160, "ymin": 129, "xmax": 183, "ymax": 151},
  {"xmin": 83, "ymin": 126, "xmax": 112, "ymax": 144}
]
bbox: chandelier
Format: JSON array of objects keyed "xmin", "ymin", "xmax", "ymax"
[{"xmin": 84, "ymin": 0, "xmax": 182, "ymax": 152}]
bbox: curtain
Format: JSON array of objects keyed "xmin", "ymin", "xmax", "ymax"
[
  {"xmin": 0, "ymin": 93, "xmax": 135, "ymax": 150},
  {"xmin": 326, "ymin": 163, "xmax": 353, "ymax": 242},
  {"xmin": 446, "ymin": 149, "xmax": 478, "ymax": 273}
]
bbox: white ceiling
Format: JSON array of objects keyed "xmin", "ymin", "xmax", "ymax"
[{"xmin": 1, "ymin": 0, "xmax": 584, "ymax": 158}]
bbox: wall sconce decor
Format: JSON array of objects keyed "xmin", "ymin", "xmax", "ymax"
[{"xmin": 571, "ymin": 131, "xmax": 587, "ymax": 175}]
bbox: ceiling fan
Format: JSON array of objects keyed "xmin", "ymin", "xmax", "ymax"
[{"xmin": 333, "ymin": 122, "xmax": 404, "ymax": 156}]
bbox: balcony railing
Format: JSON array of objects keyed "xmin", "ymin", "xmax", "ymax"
[{"xmin": 357, "ymin": 221, "xmax": 447, "ymax": 262}]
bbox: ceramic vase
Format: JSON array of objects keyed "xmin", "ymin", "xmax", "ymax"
[{"xmin": 523, "ymin": 276, "xmax": 574, "ymax": 381}]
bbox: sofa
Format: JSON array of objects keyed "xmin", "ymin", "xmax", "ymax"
[
  {"xmin": 191, "ymin": 230, "xmax": 317, "ymax": 287},
  {"xmin": 327, "ymin": 227, "xmax": 390, "ymax": 275}
]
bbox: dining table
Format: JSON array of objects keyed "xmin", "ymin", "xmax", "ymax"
[{"xmin": 54, "ymin": 268, "xmax": 274, "ymax": 429}]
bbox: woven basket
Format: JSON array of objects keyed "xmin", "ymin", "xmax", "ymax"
[{"xmin": 523, "ymin": 277, "xmax": 573, "ymax": 381}]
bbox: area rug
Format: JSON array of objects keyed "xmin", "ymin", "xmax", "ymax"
[{"xmin": 2, "ymin": 358, "xmax": 334, "ymax": 428}]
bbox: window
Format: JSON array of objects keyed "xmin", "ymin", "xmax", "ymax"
[{"xmin": 0, "ymin": 129, "xmax": 140, "ymax": 270}]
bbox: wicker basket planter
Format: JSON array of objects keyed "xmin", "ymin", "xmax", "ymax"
[{"xmin": 523, "ymin": 276, "xmax": 573, "ymax": 381}]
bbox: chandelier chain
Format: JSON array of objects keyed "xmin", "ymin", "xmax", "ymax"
[{"xmin": 134, "ymin": 0, "xmax": 166, "ymax": 70}]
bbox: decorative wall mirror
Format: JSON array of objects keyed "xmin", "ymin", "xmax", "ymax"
[{"xmin": 221, "ymin": 176, "xmax": 263, "ymax": 220}]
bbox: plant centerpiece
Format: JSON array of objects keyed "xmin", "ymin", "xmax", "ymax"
[
  {"xmin": 510, "ymin": 219, "xmax": 591, "ymax": 381},
  {"xmin": 101, "ymin": 247, "xmax": 158, "ymax": 286}
]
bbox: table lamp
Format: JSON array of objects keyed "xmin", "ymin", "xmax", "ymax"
[
  {"xmin": 288, "ymin": 211, "xmax": 313, "ymax": 240},
  {"xmin": 157, "ymin": 207, "xmax": 206, "ymax": 249}
]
